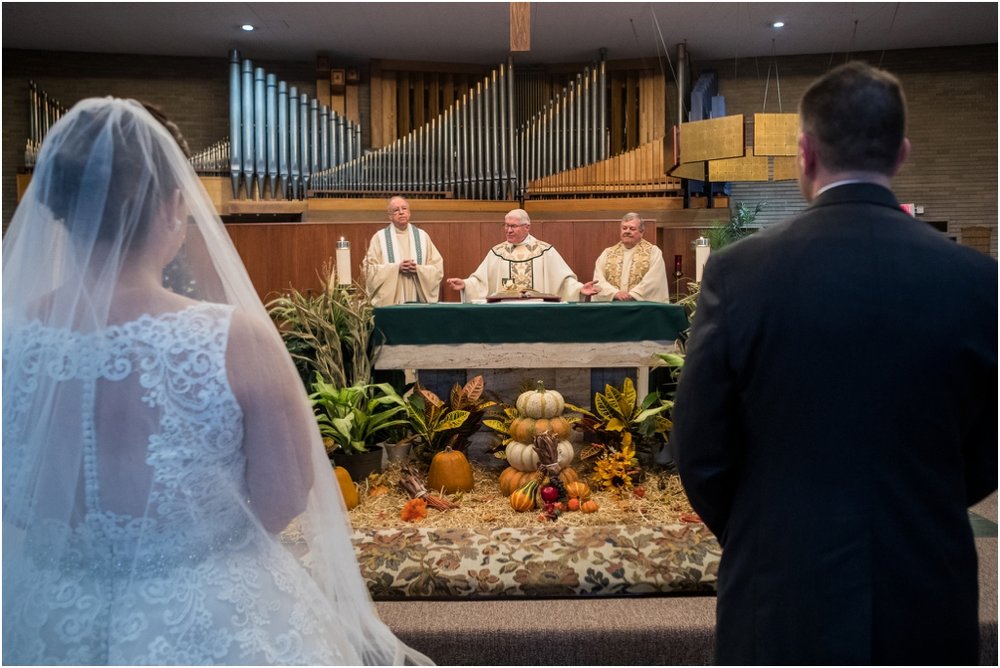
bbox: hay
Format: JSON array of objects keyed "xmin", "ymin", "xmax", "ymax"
[{"xmin": 346, "ymin": 461, "xmax": 698, "ymax": 529}]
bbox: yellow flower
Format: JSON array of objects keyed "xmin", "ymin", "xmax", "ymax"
[{"xmin": 591, "ymin": 446, "xmax": 636, "ymax": 496}]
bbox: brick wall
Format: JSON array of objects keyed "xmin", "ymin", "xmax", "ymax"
[{"xmin": 4, "ymin": 45, "xmax": 996, "ymax": 257}]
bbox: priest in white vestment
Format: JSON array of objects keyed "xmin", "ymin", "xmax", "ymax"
[
  {"xmin": 364, "ymin": 196, "xmax": 444, "ymax": 306},
  {"xmin": 590, "ymin": 213, "xmax": 670, "ymax": 302},
  {"xmin": 446, "ymin": 209, "xmax": 598, "ymax": 302}
]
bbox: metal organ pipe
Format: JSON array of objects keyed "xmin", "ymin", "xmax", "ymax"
[
  {"xmin": 228, "ymin": 51, "xmax": 242, "ymax": 197},
  {"xmin": 277, "ymin": 81, "xmax": 289, "ymax": 199},
  {"xmin": 309, "ymin": 98, "xmax": 319, "ymax": 187},
  {"xmin": 253, "ymin": 67, "xmax": 266, "ymax": 200},
  {"xmin": 240, "ymin": 60, "xmax": 254, "ymax": 198},
  {"xmin": 295, "ymin": 58, "xmax": 600, "ymax": 200},
  {"xmin": 288, "ymin": 86, "xmax": 300, "ymax": 199},
  {"xmin": 266, "ymin": 73, "xmax": 278, "ymax": 199},
  {"xmin": 222, "ymin": 54, "xmax": 364, "ymax": 199},
  {"xmin": 319, "ymin": 104, "xmax": 329, "ymax": 180},
  {"xmin": 299, "ymin": 93, "xmax": 310, "ymax": 196}
]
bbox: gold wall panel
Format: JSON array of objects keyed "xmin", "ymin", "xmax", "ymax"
[
  {"xmin": 753, "ymin": 113, "xmax": 799, "ymax": 156},
  {"xmin": 772, "ymin": 156, "xmax": 799, "ymax": 181},
  {"xmin": 680, "ymin": 115, "xmax": 744, "ymax": 162},
  {"xmin": 708, "ymin": 155, "xmax": 769, "ymax": 182},
  {"xmin": 670, "ymin": 162, "xmax": 707, "ymax": 180}
]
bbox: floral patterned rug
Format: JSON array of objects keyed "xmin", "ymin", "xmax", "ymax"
[{"xmin": 351, "ymin": 522, "xmax": 721, "ymax": 599}]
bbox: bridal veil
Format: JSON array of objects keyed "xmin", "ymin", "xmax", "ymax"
[{"xmin": 2, "ymin": 97, "xmax": 431, "ymax": 665}]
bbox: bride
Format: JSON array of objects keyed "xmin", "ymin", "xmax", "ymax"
[{"xmin": 2, "ymin": 98, "xmax": 432, "ymax": 666}]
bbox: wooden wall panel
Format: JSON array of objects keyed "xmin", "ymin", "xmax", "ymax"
[
  {"xmin": 381, "ymin": 76, "xmax": 397, "ymax": 145},
  {"xmin": 345, "ymin": 84, "xmax": 360, "ymax": 124},
  {"xmin": 370, "ymin": 62, "xmax": 384, "ymax": 148},
  {"xmin": 397, "ymin": 72, "xmax": 411, "ymax": 133},
  {"xmin": 226, "ymin": 198, "xmax": 728, "ymax": 304}
]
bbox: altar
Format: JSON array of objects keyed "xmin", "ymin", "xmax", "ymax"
[{"xmin": 372, "ymin": 301, "xmax": 688, "ymax": 397}]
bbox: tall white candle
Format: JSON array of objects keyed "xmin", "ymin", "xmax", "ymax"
[
  {"xmin": 336, "ymin": 238, "xmax": 352, "ymax": 286},
  {"xmin": 694, "ymin": 237, "xmax": 711, "ymax": 283}
]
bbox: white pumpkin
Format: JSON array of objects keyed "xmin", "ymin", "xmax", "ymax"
[
  {"xmin": 505, "ymin": 439, "xmax": 575, "ymax": 473},
  {"xmin": 515, "ymin": 384, "xmax": 565, "ymax": 419}
]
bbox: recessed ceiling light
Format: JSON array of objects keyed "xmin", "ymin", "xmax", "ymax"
[
  {"xmin": 772, "ymin": 21, "xmax": 785, "ymax": 29},
  {"xmin": 241, "ymin": 24, "xmax": 255, "ymax": 32}
]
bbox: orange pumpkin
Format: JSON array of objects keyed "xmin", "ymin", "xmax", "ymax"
[
  {"xmin": 558, "ymin": 467, "xmax": 579, "ymax": 486},
  {"xmin": 333, "ymin": 466, "xmax": 359, "ymax": 510},
  {"xmin": 499, "ymin": 466, "xmax": 539, "ymax": 496},
  {"xmin": 427, "ymin": 447, "xmax": 474, "ymax": 493},
  {"xmin": 581, "ymin": 499, "xmax": 599, "ymax": 514},
  {"xmin": 565, "ymin": 480, "xmax": 591, "ymax": 500},
  {"xmin": 509, "ymin": 416, "xmax": 572, "ymax": 443}
]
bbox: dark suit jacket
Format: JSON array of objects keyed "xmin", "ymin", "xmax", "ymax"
[{"xmin": 673, "ymin": 183, "xmax": 997, "ymax": 665}]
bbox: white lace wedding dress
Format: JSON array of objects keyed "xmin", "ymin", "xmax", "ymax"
[{"xmin": 3, "ymin": 304, "xmax": 353, "ymax": 665}]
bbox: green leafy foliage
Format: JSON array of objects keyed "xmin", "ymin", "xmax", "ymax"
[
  {"xmin": 405, "ymin": 375, "xmax": 499, "ymax": 463},
  {"xmin": 702, "ymin": 200, "xmax": 765, "ymax": 252},
  {"xmin": 567, "ymin": 377, "xmax": 673, "ymax": 462},
  {"xmin": 309, "ymin": 374, "xmax": 409, "ymax": 456},
  {"xmin": 266, "ymin": 260, "xmax": 376, "ymax": 390}
]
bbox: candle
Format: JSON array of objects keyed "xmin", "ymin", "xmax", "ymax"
[
  {"xmin": 694, "ymin": 236, "xmax": 711, "ymax": 283},
  {"xmin": 336, "ymin": 238, "xmax": 352, "ymax": 286}
]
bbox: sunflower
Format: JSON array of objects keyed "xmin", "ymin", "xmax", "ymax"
[{"xmin": 591, "ymin": 443, "xmax": 639, "ymax": 496}]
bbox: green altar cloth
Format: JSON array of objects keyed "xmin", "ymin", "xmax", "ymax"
[{"xmin": 373, "ymin": 301, "xmax": 689, "ymax": 345}]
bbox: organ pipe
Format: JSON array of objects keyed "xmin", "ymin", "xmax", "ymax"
[
  {"xmin": 58, "ymin": 51, "xmax": 619, "ymax": 202},
  {"xmin": 266, "ymin": 73, "xmax": 278, "ymax": 199},
  {"xmin": 219, "ymin": 50, "xmax": 360, "ymax": 199},
  {"xmin": 229, "ymin": 50, "xmax": 242, "ymax": 197}
]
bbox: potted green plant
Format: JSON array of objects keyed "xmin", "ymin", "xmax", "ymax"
[
  {"xmin": 309, "ymin": 374, "xmax": 410, "ymax": 480},
  {"xmin": 702, "ymin": 200, "xmax": 765, "ymax": 252},
  {"xmin": 567, "ymin": 376, "xmax": 674, "ymax": 469},
  {"xmin": 404, "ymin": 375, "xmax": 497, "ymax": 465}
]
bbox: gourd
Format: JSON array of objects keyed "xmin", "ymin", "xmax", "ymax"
[
  {"xmin": 505, "ymin": 439, "xmax": 574, "ymax": 473},
  {"xmin": 427, "ymin": 447, "xmax": 474, "ymax": 493},
  {"xmin": 515, "ymin": 382, "xmax": 565, "ymax": 419},
  {"xmin": 509, "ymin": 479, "xmax": 539, "ymax": 512},
  {"xmin": 580, "ymin": 499, "xmax": 599, "ymax": 514},
  {"xmin": 509, "ymin": 416, "xmax": 571, "ymax": 443},
  {"xmin": 334, "ymin": 466, "xmax": 359, "ymax": 510}
]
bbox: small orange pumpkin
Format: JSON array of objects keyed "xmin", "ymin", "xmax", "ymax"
[
  {"xmin": 509, "ymin": 416, "xmax": 572, "ymax": 443},
  {"xmin": 580, "ymin": 498, "xmax": 599, "ymax": 514},
  {"xmin": 333, "ymin": 466, "xmax": 359, "ymax": 510},
  {"xmin": 565, "ymin": 480, "xmax": 591, "ymax": 500},
  {"xmin": 427, "ymin": 447, "xmax": 474, "ymax": 493}
]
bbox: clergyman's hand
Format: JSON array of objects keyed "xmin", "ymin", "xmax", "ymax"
[{"xmin": 446, "ymin": 278, "xmax": 465, "ymax": 291}]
